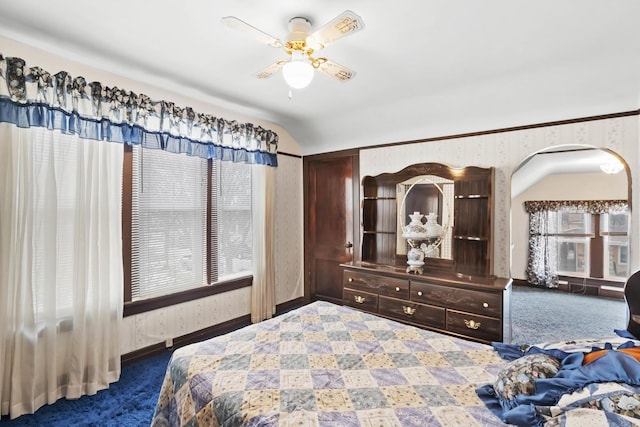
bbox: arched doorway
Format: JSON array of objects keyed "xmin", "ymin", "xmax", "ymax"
[{"xmin": 511, "ymin": 144, "xmax": 630, "ymax": 291}]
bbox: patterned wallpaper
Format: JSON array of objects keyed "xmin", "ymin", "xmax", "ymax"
[
  {"xmin": 360, "ymin": 115, "xmax": 639, "ymax": 279},
  {"xmin": 121, "ymin": 116, "xmax": 639, "ymax": 354},
  {"xmin": 274, "ymin": 155, "xmax": 304, "ymax": 303},
  {"xmin": 121, "ymin": 154, "xmax": 303, "ymax": 355}
]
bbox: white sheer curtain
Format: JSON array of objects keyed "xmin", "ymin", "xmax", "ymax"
[
  {"xmin": 0, "ymin": 123, "xmax": 123, "ymax": 419},
  {"xmin": 250, "ymin": 165, "xmax": 276, "ymax": 323}
]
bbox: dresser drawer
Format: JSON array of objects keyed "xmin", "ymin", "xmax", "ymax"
[
  {"xmin": 378, "ymin": 296, "xmax": 445, "ymax": 329},
  {"xmin": 343, "ymin": 288, "xmax": 378, "ymax": 312},
  {"xmin": 343, "ymin": 270, "xmax": 409, "ymax": 299},
  {"xmin": 446, "ymin": 309, "xmax": 502, "ymax": 342},
  {"xmin": 411, "ymin": 281, "xmax": 502, "ymax": 317}
]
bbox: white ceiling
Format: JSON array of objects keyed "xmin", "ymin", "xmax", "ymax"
[
  {"xmin": 0, "ymin": 1, "xmax": 639, "ymax": 155},
  {"xmin": 510, "ymin": 148, "xmax": 624, "ymax": 198}
]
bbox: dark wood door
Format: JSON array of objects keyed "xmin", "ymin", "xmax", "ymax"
[{"xmin": 304, "ymin": 151, "xmax": 359, "ymax": 304}]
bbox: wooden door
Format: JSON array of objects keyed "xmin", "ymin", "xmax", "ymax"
[{"xmin": 304, "ymin": 151, "xmax": 359, "ymax": 304}]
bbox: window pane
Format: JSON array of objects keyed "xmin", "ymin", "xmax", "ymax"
[
  {"xmin": 131, "ymin": 147, "xmax": 208, "ymax": 300},
  {"xmin": 558, "ymin": 212, "xmax": 590, "ymax": 234},
  {"xmin": 212, "ymin": 161, "xmax": 252, "ymax": 281},
  {"xmin": 601, "ymin": 212, "xmax": 629, "ymax": 233},
  {"xmin": 600, "ymin": 212, "xmax": 628, "ymax": 280},
  {"xmin": 604, "ymin": 235, "xmax": 629, "ymax": 279},
  {"xmin": 557, "ymin": 238, "xmax": 589, "ymax": 276}
]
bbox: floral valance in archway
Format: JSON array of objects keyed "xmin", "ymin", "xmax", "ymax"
[{"xmin": 524, "ymin": 200, "xmax": 628, "ymax": 214}]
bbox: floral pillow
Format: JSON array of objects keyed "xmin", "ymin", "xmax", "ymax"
[
  {"xmin": 493, "ymin": 353, "xmax": 561, "ymax": 401},
  {"xmin": 558, "ymin": 382, "xmax": 640, "ymax": 420}
]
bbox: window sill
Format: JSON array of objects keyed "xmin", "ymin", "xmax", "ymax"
[
  {"xmin": 556, "ymin": 275, "xmax": 625, "ymax": 300},
  {"xmin": 123, "ymin": 276, "xmax": 252, "ymax": 317},
  {"xmin": 558, "ymin": 275, "xmax": 625, "ymax": 286}
]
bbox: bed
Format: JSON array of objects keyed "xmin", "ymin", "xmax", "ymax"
[{"xmin": 151, "ymin": 300, "xmax": 640, "ymax": 427}]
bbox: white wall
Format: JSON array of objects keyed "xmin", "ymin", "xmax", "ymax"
[
  {"xmin": 360, "ymin": 116, "xmax": 640, "ymax": 279},
  {"xmin": 1, "ymin": 36, "xmax": 304, "ymax": 355},
  {"xmin": 511, "ymin": 172, "xmax": 628, "ymax": 281}
]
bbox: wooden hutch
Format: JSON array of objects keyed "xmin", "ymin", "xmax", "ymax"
[{"xmin": 342, "ymin": 163, "xmax": 512, "ymax": 344}]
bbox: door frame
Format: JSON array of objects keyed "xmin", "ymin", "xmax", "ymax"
[{"xmin": 303, "ymin": 149, "xmax": 360, "ymax": 303}]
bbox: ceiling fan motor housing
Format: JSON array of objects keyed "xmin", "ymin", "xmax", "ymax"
[{"xmin": 287, "ymin": 17, "xmax": 312, "ymax": 41}]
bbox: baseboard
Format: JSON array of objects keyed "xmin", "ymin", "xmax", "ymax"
[
  {"xmin": 121, "ymin": 297, "xmax": 306, "ymax": 366},
  {"xmin": 512, "ymin": 278, "xmax": 528, "ymax": 287},
  {"xmin": 275, "ymin": 297, "xmax": 305, "ymax": 315},
  {"xmin": 511, "ymin": 277, "xmax": 624, "ymax": 300}
]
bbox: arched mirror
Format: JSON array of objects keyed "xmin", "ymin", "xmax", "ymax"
[
  {"xmin": 395, "ymin": 176, "xmax": 454, "ymax": 273},
  {"xmin": 511, "ymin": 145, "xmax": 630, "ymax": 289}
]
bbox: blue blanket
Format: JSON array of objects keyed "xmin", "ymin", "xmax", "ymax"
[{"xmin": 477, "ymin": 341, "xmax": 640, "ymax": 426}]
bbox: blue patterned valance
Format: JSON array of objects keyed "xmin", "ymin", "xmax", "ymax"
[{"xmin": 0, "ymin": 54, "xmax": 278, "ymax": 166}]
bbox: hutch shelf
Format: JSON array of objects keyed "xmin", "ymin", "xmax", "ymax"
[{"xmin": 345, "ymin": 163, "xmax": 512, "ymax": 343}]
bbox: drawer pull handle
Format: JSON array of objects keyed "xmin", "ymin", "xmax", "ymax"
[
  {"xmin": 402, "ymin": 306, "xmax": 416, "ymax": 315},
  {"xmin": 348, "ymin": 278, "xmax": 353, "ymax": 282},
  {"xmin": 417, "ymin": 291, "xmax": 423, "ymax": 296},
  {"xmin": 483, "ymin": 302, "xmax": 489, "ymax": 308},
  {"xmin": 354, "ymin": 295, "xmax": 365, "ymax": 304},
  {"xmin": 464, "ymin": 319, "xmax": 481, "ymax": 330},
  {"xmin": 395, "ymin": 286, "xmax": 400, "ymax": 292}
]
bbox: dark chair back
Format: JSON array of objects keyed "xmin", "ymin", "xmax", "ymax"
[{"xmin": 624, "ymin": 270, "xmax": 640, "ymax": 339}]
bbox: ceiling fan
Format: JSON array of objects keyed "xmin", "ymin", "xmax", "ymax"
[{"xmin": 222, "ymin": 11, "xmax": 365, "ymax": 90}]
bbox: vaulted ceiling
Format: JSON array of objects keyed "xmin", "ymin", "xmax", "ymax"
[{"xmin": 0, "ymin": 0, "xmax": 639, "ymax": 154}]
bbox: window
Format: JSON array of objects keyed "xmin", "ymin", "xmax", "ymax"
[
  {"xmin": 554, "ymin": 210, "xmax": 628, "ymax": 280},
  {"xmin": 555, "ymin": 212, "xmax": 592, "ymax": 277},
  {"xmin": 127, "ymin": 146, "xmax": 252, "ymax": 303},
  {"xmin": 214, "ymin": 159, "xmax": 253, "ymax": 280},
  {"xmin": 601, "ymin": 212, "xmax": 629, "ymax": 279},
  {"xmin": 557, "ymin": 239, "xmax": 588, "ymax": 275}
]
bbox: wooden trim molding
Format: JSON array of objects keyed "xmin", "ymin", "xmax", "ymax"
[
  {"xmin": 122, "ymin": 144, "xmax": 133, "ymax": 303},
  {"xmin": 123, "ymin": 276, "xmax": 252, "ymax": 317},
  {"xmin": 121, "ymin": 314, "xmax": 252, "ymax": 365},
  {"xmin": 121, "ymin": 297, "xmax": 306, "ymax": 365},
  {"xmin": 345, "ymin": 110, "xmax": 640, "ymax": 152},
  {"xmin": 278, "ymin": 151, "xmax": 302, "ymax": 159},
  {"xmin": 512, "ymin": 278, "xmax": 528, "ymax": 287}
]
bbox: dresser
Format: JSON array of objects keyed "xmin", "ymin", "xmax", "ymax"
[{"xmin": 342, "ymin": 262, "xmax": 512, "ymax": 344}]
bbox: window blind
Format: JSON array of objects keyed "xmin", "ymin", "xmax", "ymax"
[
  {"xmin": 130, "ymin": 146, "xmax": 252, "ymax": 301},
  {"xmin": 212, "ymin": 161, "xmax": 252, "ymax": 281},
  {"xmin": 131, "ymin": 146, "xmax": 208, "ymax": 300}
]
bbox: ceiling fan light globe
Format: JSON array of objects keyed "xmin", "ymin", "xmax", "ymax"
[
  {"xmin": 600, "ymin": 159, "xmax": 624, "ymax": 174},
  {"xmin": 282, "ymin": 61, "xmax": 314, "ymax": 89}
]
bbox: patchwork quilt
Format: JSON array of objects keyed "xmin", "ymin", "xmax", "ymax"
[{"xmin": 151, "ymin": 301, "xmax": 508, "ymax": 426}]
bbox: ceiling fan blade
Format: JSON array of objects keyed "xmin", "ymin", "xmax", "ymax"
[
  {"xmin": 256, "ymin": 60, "xmax": 288, "ymax": 79},
  {"xmin": 308, "ymin": 10, "xmax": 365, "ymax": 48},
  {"xmin": 221, "ymin": 16, "xmax": 283, "ymax": 48},
  {"xmin": 317, "ymin": 59, "xmax": 356, "ymax": 82}
]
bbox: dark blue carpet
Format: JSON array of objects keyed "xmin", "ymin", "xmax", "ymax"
[{"xmin": 0, "ymin": 350, "xmax": 172, "ymax": 427}]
